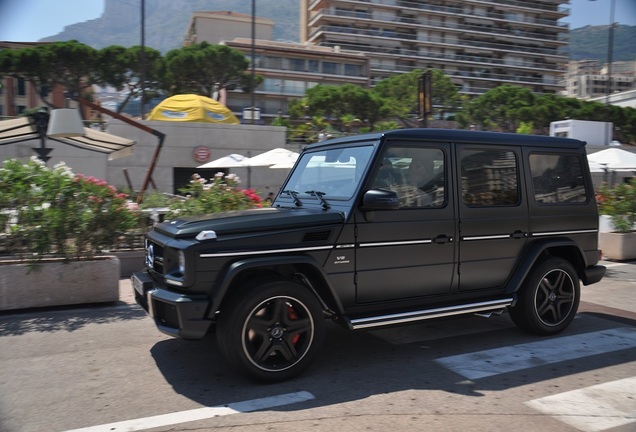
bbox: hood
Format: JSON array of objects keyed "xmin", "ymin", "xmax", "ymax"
[{"xmin": 154, "ymin": 207, "xmax": 345, "ymax": 239}]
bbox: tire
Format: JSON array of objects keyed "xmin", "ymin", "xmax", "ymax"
[
  {"xmin": 509, "ymin": 257, "xmax": 580, "ymax": 335},
  {"xmin": 216, "ymin": 279, "xmax": 325, "ymax": 382}
]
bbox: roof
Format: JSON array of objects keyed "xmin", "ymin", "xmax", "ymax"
[
  {"xmin": 0, "ymin": 117, "xmax": 135, "ymax": 160},
  {"xmin": 306, "ymin": 128, "xmax": 587, "ymax": 151}
]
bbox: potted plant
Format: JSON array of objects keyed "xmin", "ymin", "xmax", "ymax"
[
  {"xmin": 597, "ymin": 178, "xmax": 636, "ymax": 261},
  {"xmin": 0, "ymin": 157, "xmax": 141, "ymax": 310}
]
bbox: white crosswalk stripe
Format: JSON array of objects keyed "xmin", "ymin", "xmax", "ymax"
[
  {"xmin": 431, "ymin": 327, "xmax": 636, "ymax": 432},
  {"xmin": 525, "ymin": 376, "xmax": 636, "ymax": 432},
  {"xmin": 434, "ymin": 327, "xmax": 636, "ymax": 380}
]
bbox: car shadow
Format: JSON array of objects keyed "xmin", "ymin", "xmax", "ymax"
[{"xmin": 149, "ymin": 312, "xmax": 636, "ymax": 411}]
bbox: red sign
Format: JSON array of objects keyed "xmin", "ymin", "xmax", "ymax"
[{"xmin": 193, "ymin": 146, "xmax": 211, "ymax": 163}]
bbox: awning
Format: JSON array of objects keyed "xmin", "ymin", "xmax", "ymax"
[{"xmin": 0, "ymin": 117, "xmax": 136, "ymax": 160}]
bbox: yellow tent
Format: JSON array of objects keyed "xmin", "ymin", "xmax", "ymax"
[{"xmin": 148, "ymin": 94, "xmax": 239, "ymax": 124}]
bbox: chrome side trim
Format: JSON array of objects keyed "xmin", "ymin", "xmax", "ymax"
[
  {"xmin": 531, "ymin": 229, "xmax": 599, "ymax": 237},
  {"xmin": 200, "ymin": 245, "xmax": 333, "ymax": 258},
  {"xmin": 462, "ymin": 234, "xmax": 510, "ymax": 241},
  {"xmin": 349, "ymin": 298, "xmax": 514, "ymax": 330},
  {"xmin": 360, "ymin": 239, "xmax": 433, "ymax": 247}
]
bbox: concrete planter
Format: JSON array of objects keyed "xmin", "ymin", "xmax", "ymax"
[
  {"xmin": 113, "ymin": 249, "xmax": 145, "ymax": 278},
  {"xmin": 599, "ymin": 232, "xmax": 636, "ymax": 261},
  {"xmin": 0, "ymin": 255, "xmax": 120, "ymax": 311}
]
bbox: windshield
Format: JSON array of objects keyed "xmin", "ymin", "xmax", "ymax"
[{"xmin": 281, "ymin": 145, "xmax": 375, "ymax": 202}]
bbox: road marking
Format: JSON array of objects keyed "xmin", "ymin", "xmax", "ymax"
[
  {"xmin": 62, "ymin": 391, "xmax": 315, "ymax": 432},
  {"xmin": 435, "ymin": 327, "xmax": 636, "ymax": 380},
  {"xmin": 525, "ymin": 376, "xmax": 636, "ymax": 432}
]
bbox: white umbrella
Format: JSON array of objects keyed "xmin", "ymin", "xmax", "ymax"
[
  {"xmin": 587, "ymin": 148, "xmax": 636, "ymax": 170},
  {"xmin": 245, "ymin": 148, "xmax": 299, "ymax": 167},
  {"xmin": 588, "ymin": 160, "xmax": 606, "ymax": 173},
  {"xmin": 197, "ymin": 153, "xmax": 248, "ymax": 168}
]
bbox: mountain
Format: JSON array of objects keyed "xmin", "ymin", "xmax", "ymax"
[
  {"xmin": 41, "ymin": 0, "xmax": 635, "ymax": 64},
  {"xmin": 40, "ymin": 0, "xmax": 301, "ymax": 52},
  {"xmin": 568, "ymin": 25, "xmax": 636, "ymax": 62}
]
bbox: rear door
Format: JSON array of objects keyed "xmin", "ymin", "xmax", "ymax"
[{"xmin": 456, "ymin": 144, "xmax": 528, "ymax": 292}]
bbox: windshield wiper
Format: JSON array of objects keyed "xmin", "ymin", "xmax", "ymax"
[
  {"xmin": 305, "ymin": 190, "xmax": 330, "ymax": 210},
  {"xmin": 282, "ymin": 190, "xmax": 302, "ymax": 207}
]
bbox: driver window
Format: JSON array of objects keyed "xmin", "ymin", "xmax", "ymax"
[{"xmin": 371, "ymin": 146, "xmax": 445, "ymax": 208}]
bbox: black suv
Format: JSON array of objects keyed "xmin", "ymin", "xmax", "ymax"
[{"xmin": 133, "ymin": 129, "xmax": 605, "ymax": 381}]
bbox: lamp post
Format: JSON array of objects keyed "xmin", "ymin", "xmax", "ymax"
[
  {"xmin": 591, "ymin": 0, "xmax": 616, "ymax": 144},
  {"xmin": 250, "ymin": 0, "xmax": 256, "ymax": 124},
  {"xmin": 30, "ymin": 107, "xmax": 86, "ymax": 164},
  {"xmin": 33, "ymin": 107, "xmax": 52, "ymax": 163}
]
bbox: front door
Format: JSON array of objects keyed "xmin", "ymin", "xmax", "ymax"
[{"xmin": 354, "ymin": 142, "xmax": 457, "ymax": 304}]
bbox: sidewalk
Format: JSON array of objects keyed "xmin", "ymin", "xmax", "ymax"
[{"xmin": 118, "ymin": 277, "xmax": 136, "ymax": 305}]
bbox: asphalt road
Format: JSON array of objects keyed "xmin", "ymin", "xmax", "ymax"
[{"xmin": 0, "ymin": 260, "xmax": 634, "ymax": 432}]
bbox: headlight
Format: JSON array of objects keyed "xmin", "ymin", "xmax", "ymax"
[
  {"xmin": 145, "ymin": 240, "xmax": 154, "ymax": 268},
  {"xmin": 177, "ymin": 250, "xmax": 186, "ymax": 274}
]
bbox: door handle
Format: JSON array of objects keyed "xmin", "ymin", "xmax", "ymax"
[
  {"xmin": 433, "ymin": 234, "xmax": 452, "ymax": 244},
  {"xmin": 510, "ymin": 230, "xmax": 527, "ymax": 239}
]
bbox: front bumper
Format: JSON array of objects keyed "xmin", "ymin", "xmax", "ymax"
[{"xmin": 132, "ymin": 271, "xmax": 212, "ymax": 339}]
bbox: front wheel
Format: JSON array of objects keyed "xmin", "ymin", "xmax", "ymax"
[
  {"xmin": 509, "ymin": 257, "xmax": 580, "ymax": 335},
  {"xmin": 216, "ymin": 280, "xmax": 325, "ymax": 382}
]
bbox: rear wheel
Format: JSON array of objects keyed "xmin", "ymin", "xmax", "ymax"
[
  {"xmin": 509, "ymin": 257, "xmax": 580, "ymax": 335},
  {"xmin": 217, "ymin": 280, "xmax": 325, "ymax": 382}
]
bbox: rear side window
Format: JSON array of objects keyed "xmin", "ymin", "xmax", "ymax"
[
  {"xmin": 461, "ymin": 149, "xmax": 519, "ymax": 206},
  {"xmin": 529, "ymin": 153, "xmax": 588, "ymax": 204}
]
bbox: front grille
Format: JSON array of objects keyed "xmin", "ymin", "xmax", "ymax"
[
  {"xmin": 146, "ymin": 241, "xmax": 165, "ymax": 274},
  {"xmin": 154, "ymin": 300, "xmax": 179, "ymax": 329}
]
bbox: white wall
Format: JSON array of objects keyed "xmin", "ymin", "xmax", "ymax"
[{"xmin": 106, "ymin": 120, "xmax": 291, "ymax": 196}]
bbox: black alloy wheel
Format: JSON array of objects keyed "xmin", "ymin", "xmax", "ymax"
[
  {"xmin": 217, "ymin": 280, "xmax": 325, "ymax": 382},
  {"xmin": 509, "ymin": 257, "xmax": 580, "ymax": 335}
]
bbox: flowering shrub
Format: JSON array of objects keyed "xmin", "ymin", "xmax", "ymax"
[
  {"xmin": 167, "ymin": 172, "xmax": 263, "ymax": 218},
  {"xmin": 0, "ymin": 157, "xmax": 139, "ymax": 261},
  {"xmin": 597, "ymin": 178, "xmax": 636, "ymax": 233}
]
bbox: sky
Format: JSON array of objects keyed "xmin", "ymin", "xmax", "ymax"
[{"xmin": 0, "ymin": 0, "xmax": 635, "ymax": 42}]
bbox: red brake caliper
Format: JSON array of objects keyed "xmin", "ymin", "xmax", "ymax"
[{"xmin": 287, "ymin": 305, "xmax": 301, "ymax": 345}]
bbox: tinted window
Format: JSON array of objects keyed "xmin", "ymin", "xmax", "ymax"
[
  {"xmin": 461, "ymin": 149, "xmax": 519, "ymax": 206},
  {"xmin": 371, "ymin": 146, "xmax": 445, "ymax": 208},
  {"xmin": 530, "ymin": 153, "xmax": 588, "ymax": 204}
]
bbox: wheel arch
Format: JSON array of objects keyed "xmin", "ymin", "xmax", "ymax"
[
  {"xmin": 506, "ymin": 238, "xmax": 587, "ymax": 294},
  {"xmin": 210, "ymin": 255, "xmax": 344, "ymax": 319}
]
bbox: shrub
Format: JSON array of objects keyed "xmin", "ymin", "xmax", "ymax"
[
  {"xmin": 0, "ymin": 157, "xmax": 140, "ymax": 261},
  {"xmin": 597, "ymin": 178, "xmax": 636, "ymax": 233},
  {"xmin": 167, "ymin": 172, "xmax": 263, "ymax": 218}
]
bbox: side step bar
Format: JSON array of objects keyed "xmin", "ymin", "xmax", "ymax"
[{"xmin": 348, "ymin": 298, "xmax": 514, "ymax": 330}]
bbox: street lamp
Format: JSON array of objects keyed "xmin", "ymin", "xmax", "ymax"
[
  {"xmin": 30, "ymin": 107, "xmax": 85, "ymax": 163},
  {"xmin": 590, "ymin": 0, "xmax": 616, "ymax": 145}
]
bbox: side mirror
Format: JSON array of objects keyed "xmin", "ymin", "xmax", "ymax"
[{"xmin": 362, "ymin": 189, "xmax": 400, "ymax": 210}]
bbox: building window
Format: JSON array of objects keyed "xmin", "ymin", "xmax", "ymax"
[
  {"xmin": 289, "ymin": 58, "xmax": 305, "ymax": 72},
  {"xmin": 322, "ymin": 62, "xmax": 339, "ymax": 75},
  {"xmin": 17, "ymin": 77, "xmax": 26, "ymax": 96},
  {"xmin": 264, "ymin": 56, "xmax": 282, "ymax": 69},
  {"xmin": 344, "ymin": 64, "xmax": 363, "ymax": 76},
  {"xmin": 308, "ymin": 60, "xmax": 319, "ymax": 72}
]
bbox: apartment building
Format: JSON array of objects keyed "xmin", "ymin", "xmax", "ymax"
[
  {"xmin": 222, "ymin": 38, "xmax": 369, "ymax": 120},
  {"xmin": 183, "ymin": 11, "xmax": 275, "ymax": 46},
  {"xmin": 183, "ymin": 12, "xmax": 369, "ymax": 122},
  {"xmin": 300, "ymin": 0, "xmax": 570, "ymax": 95},
  {"xmin": 563, "ymin": 59, "xmax": 636, "ymax": 99}
]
